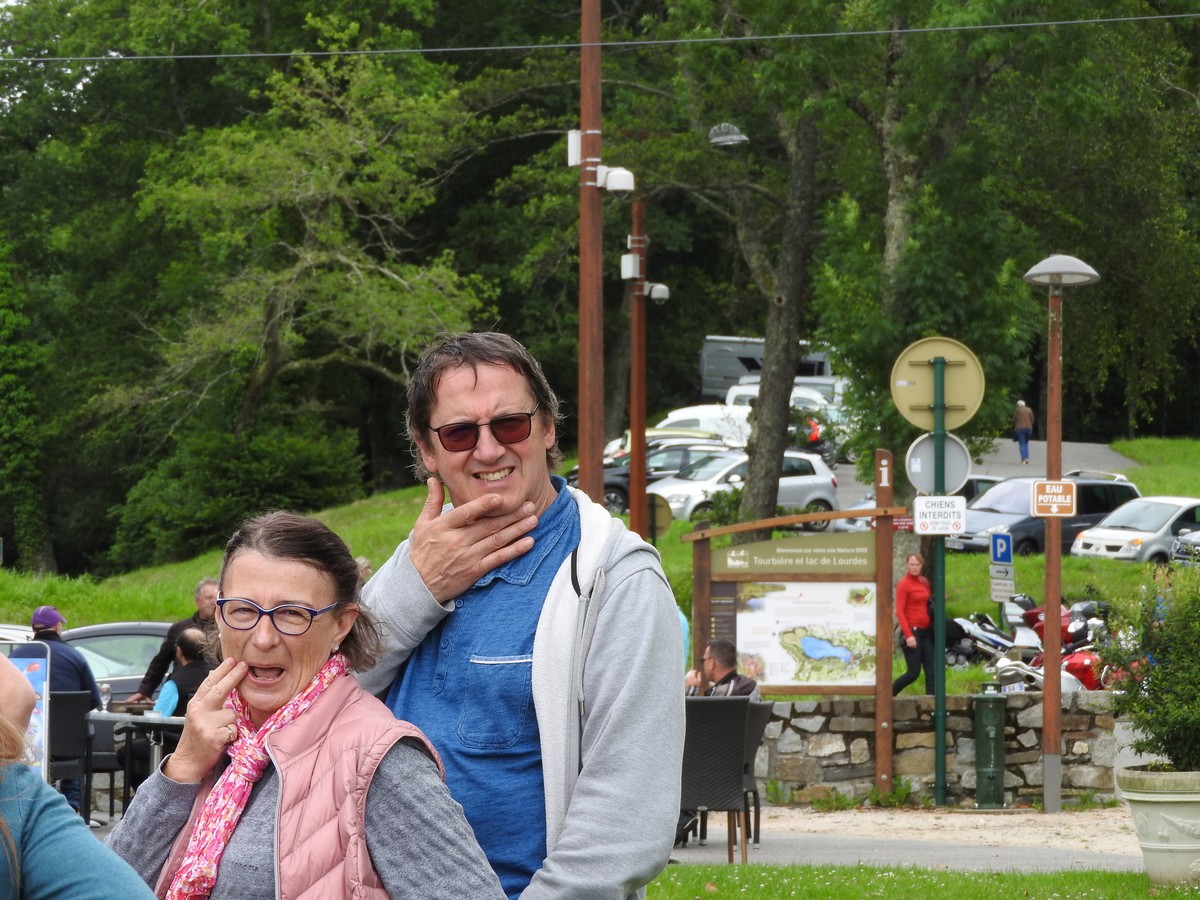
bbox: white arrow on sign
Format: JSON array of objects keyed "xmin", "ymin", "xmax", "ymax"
[{"xmin": 990, "ymin": 564, "xmax": 1013, "ymax": 579}]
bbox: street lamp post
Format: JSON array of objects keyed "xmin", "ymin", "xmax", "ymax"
[
  {"xmin": 1022, "ymin": 253, "xmax": 1099, "ymax": 813},
  {"xmin": 621, "ymin": 197, "xmax": 668, "ymax": 538},
  {"xmin": 626, "ymin": 197, "xmax": 648, "ymax": 538},
  {"xmin": 577, "ymin": 0, "xmax": 603, "ymax": 502}
]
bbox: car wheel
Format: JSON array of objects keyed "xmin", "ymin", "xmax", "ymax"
[
  {"xmin": 689, "ymin": 503, "xmax": 713, "ymax": 523},
  {"xmin": 803, "ymin": 500, "xmax": 833, "ymax": 531},
  {"xmin": 603, "ymin": 487, "xmax": 628, "ymax": 515},
  {"xmin": 1148, "ymin": 552, "xmax": 1169, "ymax": 566},
  {"xmin": 1015, "ymin": 540, "xmax": 1038, "ymax": 557}
]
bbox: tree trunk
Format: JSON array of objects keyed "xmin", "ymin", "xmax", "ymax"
[{"xmin": 735, "ymin": 113, "xmax": 819, "ymax": 544}]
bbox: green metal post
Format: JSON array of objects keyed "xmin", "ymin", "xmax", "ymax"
[{"xmin": 932, "ymin": 356, "xmax": 947, "ymax": 806}]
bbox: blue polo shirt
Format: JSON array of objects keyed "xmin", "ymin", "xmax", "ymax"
[{"xmin": 387, "ymin": 477, "xmax": 580, "ymax": 898}]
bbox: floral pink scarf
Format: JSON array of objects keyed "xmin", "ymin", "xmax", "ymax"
[{"xmin": 165, "ymin": 654, "xmax": 349, "ymax": 900}]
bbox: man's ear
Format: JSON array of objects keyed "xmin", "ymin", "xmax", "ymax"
[{"xmin": 416, "ymin": 436, "xmax": 439, "ymax": 477}]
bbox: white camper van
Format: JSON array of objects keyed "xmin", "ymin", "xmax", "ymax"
[{"xmin": 725, "ymin": 382, "xmax": 829, "ymax": 410}]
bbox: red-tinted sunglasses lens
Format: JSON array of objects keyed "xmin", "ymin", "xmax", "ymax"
[{"xmin": 433, "ymin": 410, "xmax": 536, "ymax": 452}]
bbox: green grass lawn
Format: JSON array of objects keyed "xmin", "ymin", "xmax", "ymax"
[{"xmin": 648, "ymin": 864, "xmax": 1177, "ymax": 898}]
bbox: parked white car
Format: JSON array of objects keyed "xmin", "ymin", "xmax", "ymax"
[
  {"xmin": 1070, "ymin": 496, "xmax": 1200, "ymax": 564},
  {"xmin": 647, "ymin": 448, "xmax": 838, "ymax": 524},
  {"xmin": 655, "ymin": 404, "xmax": 752, "ymax": 444}
]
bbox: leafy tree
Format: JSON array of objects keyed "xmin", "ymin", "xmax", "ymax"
[
  {"xmin": 0, "ymin": 244, "xmax": 54, "ymax": 572},
  {"xmin": 108, "ymin": 421, "xmax": 363, "ymax": 568}
]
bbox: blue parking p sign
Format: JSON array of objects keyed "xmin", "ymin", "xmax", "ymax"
[{"xmin": 991, "ymin": 533, "xmax": 1013, "ymax": 565}]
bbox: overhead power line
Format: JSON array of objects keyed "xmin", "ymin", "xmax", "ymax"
[{"xmin": 1, "ymin": 11, "xmax": 1199, "ymax": 66}]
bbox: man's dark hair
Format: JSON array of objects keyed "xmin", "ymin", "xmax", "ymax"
[
  {"xmin": 707, "ymin": 639, "xmax": 738, "ymax": 669},
  {"xmin": 405, "ymin": 332, "xmax": 563, "ymax": 480},
  {"xmin": 176, "ymin": 627, "xmax": 206, "ymax": 663}
]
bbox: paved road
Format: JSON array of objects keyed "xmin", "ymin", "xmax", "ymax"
[
  {"xmin": 836, "ymin": 439, "xmax": 1137, "ymax": 509},
  {"xmin": 671, "ymin": 825, "xmax": 1143, "ymax": 872}
]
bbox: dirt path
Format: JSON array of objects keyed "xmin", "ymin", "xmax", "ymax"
[{"xmin": 759, "ymin": 804, "xmax": 1140, "ymax": 855}]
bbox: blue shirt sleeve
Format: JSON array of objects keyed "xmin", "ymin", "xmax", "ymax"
[
  {"xmin": 1, "ymin": 762, "xmax": 155, "ymax": 898},
  {"xmin": 153, "ymin": 680, "xmax": 179, "ymax": 716}
]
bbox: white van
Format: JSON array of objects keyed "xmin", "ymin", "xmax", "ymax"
[
  {"xmin": 733, "ymin": 373, "xmax": 846, "ymax": 405},
  {"xmin": 655, "ymin": 404, "xmax": 751, "ymax": 444},
  {"xmin": 725, "ymin": 382, "xmax": 828, "ymax": 410}
]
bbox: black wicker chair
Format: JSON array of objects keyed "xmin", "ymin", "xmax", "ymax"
[
  {"xmin": 742, "ymin": 700, "xmax": 774, "ymax": 847},
  {"xmin": 47, "ymin": 691, "xmax": 93, "ymax": 821},
  {"xmin": 679, "ymin": 695, "xmax": 751, "ymax": 863}
]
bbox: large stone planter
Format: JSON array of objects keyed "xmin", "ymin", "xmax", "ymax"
[{"xmin": 1117, "ymin": 766, "xmax": 1200, "ymax": 883}]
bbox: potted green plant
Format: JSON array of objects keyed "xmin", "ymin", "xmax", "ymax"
[{"xmin": 1104, "ymin": 565, "xmax": 1200, "ymax": 884}]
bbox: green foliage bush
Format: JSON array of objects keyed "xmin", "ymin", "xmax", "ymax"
[
  {"xmin": 1102, "ymin": 565, "xmax": 1200, "ymax": 771},
  {"xmin": 810, "ymin": 788, "xmax": 857, "ymax": 812},
  {"xmin": 108, "ymin": 423, "xmax": 363, "ymax": 571}
]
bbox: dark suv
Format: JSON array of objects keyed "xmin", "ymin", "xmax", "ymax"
[{"xmin": 946, "ymin": 470, "xmax": 1140, "ymax": 556}]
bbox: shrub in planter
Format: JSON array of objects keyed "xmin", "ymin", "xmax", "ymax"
[
  {"xmin": 1103, "ymin": 566, "xmax": 1200, "ymax": 883},
  {"xmin": 1102, "ymin": 566, "xmax": 1200, "ymax": 771}
]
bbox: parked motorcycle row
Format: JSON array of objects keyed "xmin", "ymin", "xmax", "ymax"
[{"xmin": 940, "ymin": 593, "xmax": 1115, "ymax": 693}]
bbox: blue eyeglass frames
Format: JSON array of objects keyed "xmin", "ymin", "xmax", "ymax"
[{"xmin": 216, "ymin": 596, "xmax": 340, "ymax": 636}]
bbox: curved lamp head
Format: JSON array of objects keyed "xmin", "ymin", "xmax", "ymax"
[
  {"xmin": 1023, "ymin": 255, "xmax": 1100, "ymax": 287},
  {"xmin": 707, "ymin": 123, "xmax": 749, "ymax": 147}
]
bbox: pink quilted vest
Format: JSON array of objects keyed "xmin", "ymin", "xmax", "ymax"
[{"xmin": 155, "ymin": 675, "xmax": 441, "ymax": 899}]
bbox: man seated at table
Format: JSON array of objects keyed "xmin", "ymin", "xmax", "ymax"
[
  {"xmin": 117, "ymin": 627, "xmax": 212, "ymax": 789},
  {"xmin": 677, "ymin": 638, "xmax": 760, "ymax": 847},
  {"xmin": 684, "ymin": 639, "xmax": 760, "ymax": 699}
]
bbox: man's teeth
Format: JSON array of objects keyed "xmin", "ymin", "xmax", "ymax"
[{"xmin": 478, "ymin": 469, "xmax": 513, "ymax": 482}]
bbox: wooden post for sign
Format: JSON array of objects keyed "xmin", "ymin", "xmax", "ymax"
[
  {"xmin": 874, "ymin": 450, "xmax": 895, "ymax": 791},
  {"xmin": 691, "ymin": 522, "xmax": 713, "ymax": 688}
]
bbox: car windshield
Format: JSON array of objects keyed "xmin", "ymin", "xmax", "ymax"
[
  {"xmin": 1098, "ymin": 499, "xmax": 1181, "ymax": 532},
  {"xmin": 969, "ymin": 480, "xmax": 1033, "ymax": 515},
  {"xmin": 674, "ymin": 453, "xmax": 739, "ymax": 482},
  {"xmin": 68, "ymin": 633, "xmax": 162, "ymax": 679}
]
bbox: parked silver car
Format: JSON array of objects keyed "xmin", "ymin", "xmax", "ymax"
[
  {"xmin": 1071, "ymin": 496, "xmax": 1200, "ymax": 564},
  {"xmin": 647, "ymin": 448, "xmax": 838, "ymax": 524}
]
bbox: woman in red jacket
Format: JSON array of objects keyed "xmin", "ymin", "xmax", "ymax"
[{"xmin": 892, "ymin": 553, "xmax": 934, "ymax": 696}]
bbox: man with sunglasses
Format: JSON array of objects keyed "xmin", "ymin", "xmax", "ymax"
[{"xmin": 359, "ymin": 332, "xmax": 684, "ymax": 900}]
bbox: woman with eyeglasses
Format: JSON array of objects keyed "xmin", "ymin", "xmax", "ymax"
[{"xmin": 107, "ymin": 511, "xmax": 504, "ymax": 899}]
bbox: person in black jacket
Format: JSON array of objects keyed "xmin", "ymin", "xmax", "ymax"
[
  {"xmin": 118, "ymin": 627, "xmax": 213, "ymax": 788},
  {"xmin": 684, "ymin": 639, "xmax": 760, "ymax": 698},
  {"xmin": 127, "ymin": 579, "xmax": 217, "ymax": 703}
]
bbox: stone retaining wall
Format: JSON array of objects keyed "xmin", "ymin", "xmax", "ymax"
[{"xmin": 758, "ymin": 691, "xmax": 1117, "ymax": 806}]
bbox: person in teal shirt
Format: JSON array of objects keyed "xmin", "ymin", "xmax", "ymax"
[{"xmin": 0, "ymin": 656, "xmax": 154, "ymax": 899}]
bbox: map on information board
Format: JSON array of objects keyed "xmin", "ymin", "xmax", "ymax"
[{"xmin": 736, "ymin": 582, "xmax": 876, "ymax": 686}]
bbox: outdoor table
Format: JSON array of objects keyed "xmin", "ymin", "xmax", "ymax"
[{"xmin": 88, "ymin": 710, "xmax": 185, "ymax": 770}]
